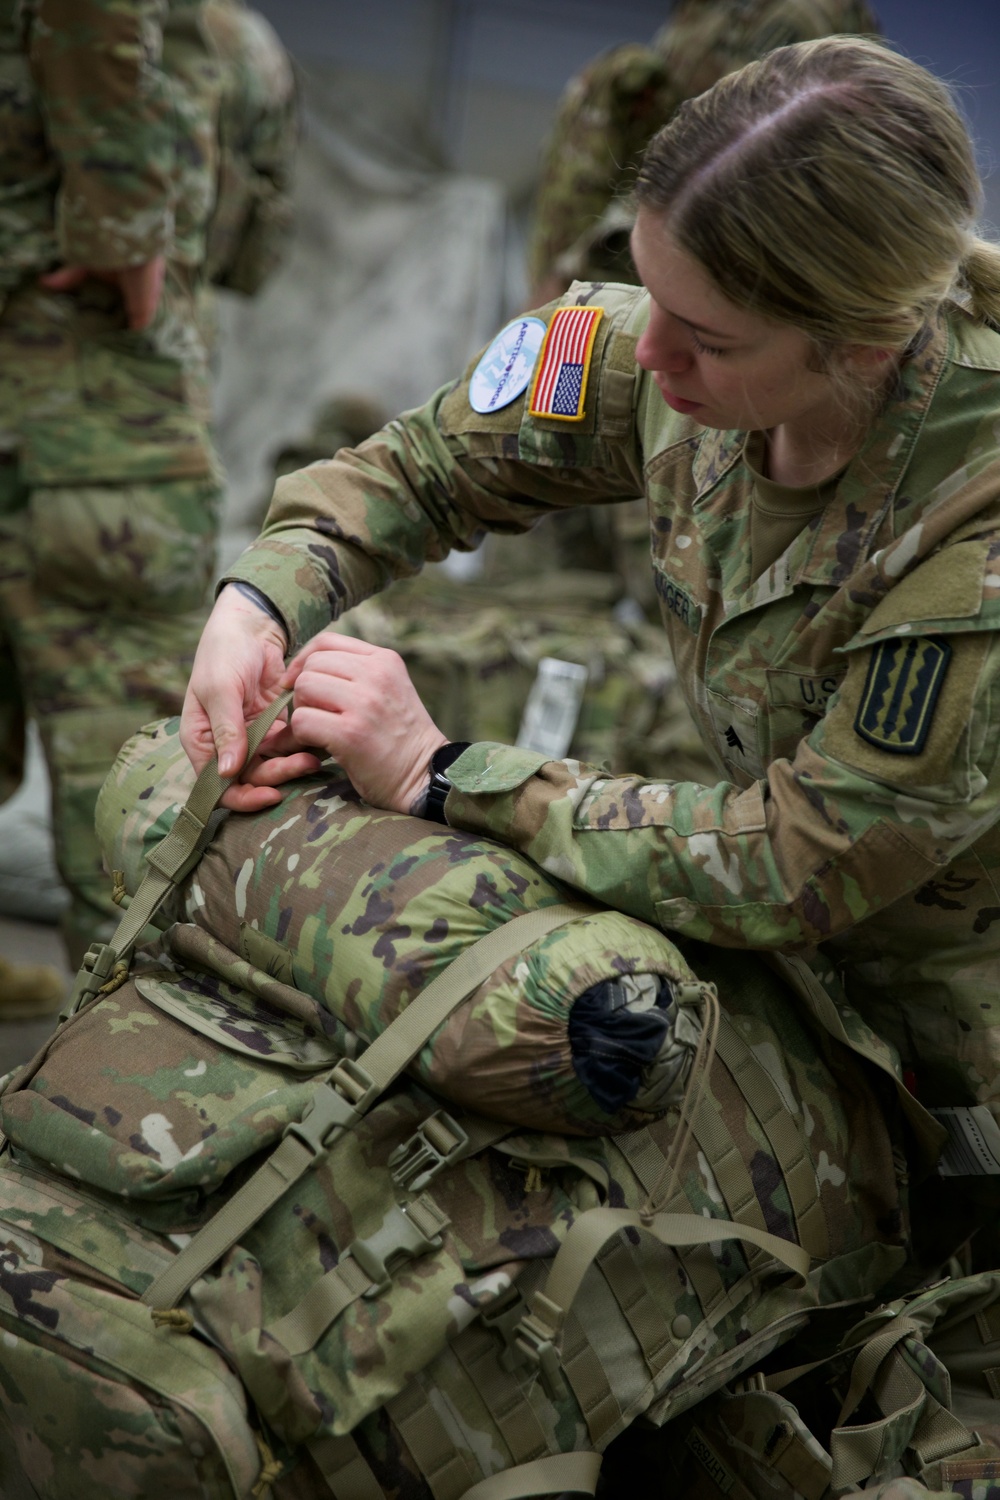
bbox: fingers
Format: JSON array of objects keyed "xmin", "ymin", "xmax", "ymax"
[
  {"xmin": 119, "ymin": 256, "xmax": 166, "ymax": 330},
  {"xmin": 219, "ymin": 782, "xmax": 285, "ymax": 813},
  {"xmin": 38, "ymin": 259, "xmax": 166, "ymax": 329},
  {"xmin": 281, "ymin": 631, "xmax": 377, "ymax": 687},
  {"xmin": 242, "ymin": 749, "xmax": 323, "ymax": 787},
  {"xmin": 38, "ymin": 265, "xmax": 89, "ymax": 293}
]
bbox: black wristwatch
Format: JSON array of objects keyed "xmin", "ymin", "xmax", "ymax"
[{"xmin": 421, "ymin": 742, "xmax": 470, "ymax": 825}]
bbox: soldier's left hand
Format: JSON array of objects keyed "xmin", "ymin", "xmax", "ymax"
[{"xmin": 277, "ymin": 634, "xmax": 448, "ymax": 814}]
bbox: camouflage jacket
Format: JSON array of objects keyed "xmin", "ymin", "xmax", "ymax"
[
  {"xmin": 526, "ymin": 0, "xmax": 881, "ymax": 292},
  {"xmin": 201, "ymin": 0, "xmax": 296, "ymax": 293},
  {"xmin": 227, "ymin": 284, "xmax": 1000, "ymax": 1121},
  {"xmin": 0, "ymin": 0, "xmax": 218, "ymax": 294}
]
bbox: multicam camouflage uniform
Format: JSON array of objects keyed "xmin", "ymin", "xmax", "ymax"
[
  {"xmin": 0, "ymin": 0, "xmax": 293, "ymax": 968},
  {"xmin": 527, "ymin": 0, "xmax": 882, "ymax": 296},
  {"xmin": 202, "ymin": 0, "xmax": 297, "ymax": 297},
  {"xmin": 225, "ymin": 282, "xmax": 1000, "ymax": 1150}
]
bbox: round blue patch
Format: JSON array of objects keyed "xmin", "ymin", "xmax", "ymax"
[{"xmin": 468, "ymin": 317, "xmax": 546, "ymax": 414}]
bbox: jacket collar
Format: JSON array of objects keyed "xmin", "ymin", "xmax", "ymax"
[{"xmin": 688, "ymin": 314, "xmax": 951, "ymax": 593}]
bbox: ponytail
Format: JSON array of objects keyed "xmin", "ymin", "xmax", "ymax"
[{"xmin": 959, "ymin": 239, "xmax": 1000, "ymax": 330}]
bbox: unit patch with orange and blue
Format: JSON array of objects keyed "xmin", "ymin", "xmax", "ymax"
[{"xmin": 854, "ymin": 636, "xmax": 952, "ymax": 754}]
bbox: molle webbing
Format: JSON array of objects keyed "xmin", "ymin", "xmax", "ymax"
[
  {"xmin": 311, "ymin": 1433, "xmax": 603, "ymax": 1500},
  {"xmin": 713, "ymin": 1016, "xmax": 828, "ymax": 1260},
  {"xmin": 594, "ymin": 1232, "xmax": 676, "ymax": 1374},
  {"xmin": 386, "ymin": 1380, "xmax": 481, "ymax": 1499},
  {"xmin": 561, "ymin": 1307, "xmax": 624, "ymax": 1444},
  {"xmin": 615, "ymin": 1132, "xmax": 728, "ymax": 1312},
  {"xmin": 451, "ymin": 1322, "xmax": 551, "ymax": 1467},
  {"xmin": 142, "ymin": 901, "xmax": 589, "ymax": 1313}
]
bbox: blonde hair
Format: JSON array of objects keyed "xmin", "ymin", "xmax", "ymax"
[{"xmin": 635, "ymin": 36, "xmax": 1000, "ymax": 352}]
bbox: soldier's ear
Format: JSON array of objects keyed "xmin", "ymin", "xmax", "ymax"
[{"xmin": 838, "ymin": 343, "xmax": 897, "ymax": 383}]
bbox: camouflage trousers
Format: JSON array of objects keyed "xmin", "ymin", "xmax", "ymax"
[{"xmin": 0, "ymin": 273, "xmax": 221, "ymax": 966}]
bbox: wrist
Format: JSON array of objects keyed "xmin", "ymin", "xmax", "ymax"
[
  {"xmin": 221, "ymin": 581, "xmax": 289, "ymax": 651},
  {"xmin": 414, "ymin": 741, "xmax": 471, "ymax": 824}
]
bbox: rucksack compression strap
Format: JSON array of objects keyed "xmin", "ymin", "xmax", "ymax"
[{"xmin": 142, "ymin": 899, "xmax": 592, "ymax": 1311}]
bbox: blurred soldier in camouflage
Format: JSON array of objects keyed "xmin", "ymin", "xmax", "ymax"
[
  {"xmin": 0, "ymin": 0, "xmax": 295, "ymax": 1007},
  {"xmin": 528, "ymin": 0, "xmax": 881, "ymax": 304}
]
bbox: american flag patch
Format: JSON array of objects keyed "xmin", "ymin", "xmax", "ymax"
[{"xmin": 528, "ymin": 305, "xmax": 604, "ymax": 421}]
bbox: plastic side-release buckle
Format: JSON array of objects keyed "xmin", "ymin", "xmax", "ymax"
[
  {"xmin": 283, "ymin": 1059, "xmax": 379, "ymax": 1160},
  {"xmin": 349, "ymin": 1194, "xmax": 450, "ymax": 1298},
  {"xmin": 479, "ymin": 1282, "xmax": 529, "ymax": 1373},
  {"xmin": 66, "ymin": 942, "xmax": 122, "ymax": 1015},
  {"xmin": 389, "ymin": 1109, "xmax": 469, "ymax": 1194},
  {"xmin": 515, "ymin": 1292, "xmax": 568, "ymax": 1402},
  {"xmin": 329, "ymin": 1056, "xmax": 380, "ymax": 1110}
]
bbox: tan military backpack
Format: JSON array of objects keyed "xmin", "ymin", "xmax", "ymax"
[{"xmin": 0, "ymin": 702, "xmax": 961, "ymax": 1499}]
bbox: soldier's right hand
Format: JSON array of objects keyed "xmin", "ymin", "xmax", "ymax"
[
  {"xmin": 39, "ymin": 255, "xmax": 166, "ymax": 330},
  {"xmin": 180, "ymin": 585, "xmax": 315, "ymax": 811}
]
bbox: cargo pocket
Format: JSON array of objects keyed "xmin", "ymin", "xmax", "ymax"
[{"xmin": 27, "ymin": 476, "xmax": 219, "ymax": 612}]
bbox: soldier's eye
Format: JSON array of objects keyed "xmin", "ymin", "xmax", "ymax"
[{"xmin": 690, "ymin": 331, "xmax": 729, "ymax": 357}]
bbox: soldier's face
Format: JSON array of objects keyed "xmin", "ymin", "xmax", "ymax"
[{"xmin": 631, "ymin": 209, "xmax": 844, "ymax": 438}]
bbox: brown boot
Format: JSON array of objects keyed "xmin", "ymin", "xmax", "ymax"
[{"xmin": 0, "ymin": 954, "xmax": 64, "ymax": 1020}]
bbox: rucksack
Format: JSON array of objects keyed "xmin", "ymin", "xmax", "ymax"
[
  {"xmin": 0, "ymin": 704, "xmax": 946, "ymax": 1498},
  {"xmin": 640, "ymin": 1270, "xmax": 1000, "ymax": 1500}
]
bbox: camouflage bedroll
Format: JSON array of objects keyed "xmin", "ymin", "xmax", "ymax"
[
  {"xmin": 0, "ymin": 715, "xmax": 936, "ymax": 1497},
  {"xmin": 95, "ymin": 716, "xmax": 719, "ymax": 1138}
]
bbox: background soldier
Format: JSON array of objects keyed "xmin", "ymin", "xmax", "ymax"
[
  {"xmin": 528, "ymin": 0, "xmax": 882, "ymax": 305},
  {"xmin": 526, "ymin": 0, "xmax": 881, "ymax": 604},
  {"xmin": 0, "ymin": 0, "xmax": 295, "ymax": 1012}
]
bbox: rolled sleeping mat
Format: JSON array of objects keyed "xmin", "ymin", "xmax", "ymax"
[{"xmin": 97, "ymin": 717, "xmax": 708, "ymax": 1137}]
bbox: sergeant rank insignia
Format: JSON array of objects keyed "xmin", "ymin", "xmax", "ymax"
[
  {"xmin": 528, "ymin": 305, "xmax": 603, "ymax": 421},
  {"xmin": 855, "ymin": 635, "xmax": 952, "ymax": 754}
]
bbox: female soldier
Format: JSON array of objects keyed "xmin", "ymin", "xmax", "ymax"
[{"xmin": 182, "ymin": 35, "xmax": 1000, "ymax": 1134}]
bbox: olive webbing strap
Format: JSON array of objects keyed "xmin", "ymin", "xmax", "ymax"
[
  {"xmin": 385, "ymin": 1380, "xmax": 480, "ymax": 1499},
  {"xmin": 305, "ymin": 1430, "xmax": 602, "ymax": 1500},
  {"xmin": 516, "ymin": 1206, "xmax": 811, "ymax": 1374},
  {"xmin": 458, "ymin": 1452, "xmax": 602, "ymax": 1500},
  {"xmin": 451, "ymin": 1322, "xmax": 551, "ymax": 1466},
  {"xmin": 829, "ymin": 1315, "xmax": 977, "ymax": 1492},
  {"xmin": 143, "ymin": 900, "xmax": 590, "ymax": 1311},
  {"xmin": 766, "ymin": 951, "xmax": 946, "ymax": 1171},
  {"xmin": 270, "ymin": 1116, "xmax": 512, "ymax": 1356},
  {"xmin": 69, "ymin": 692, "xmax": 294, "ymax": 1010},
  {"xmin": 712, "ymin": 1017, "xmax": 830, "ymax": 1261},
  {"xmin": 308, "ymin": 1431, "xmax": 385, "ymax": 1500}
]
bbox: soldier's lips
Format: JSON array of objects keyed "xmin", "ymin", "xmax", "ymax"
[{"xmin": 658, "ymin": 384, "xmax": 704, "ymax": 415}]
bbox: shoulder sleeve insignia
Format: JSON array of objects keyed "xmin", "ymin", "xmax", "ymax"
[
  {"xmin": 854, "ymin": 635, "xmax": 952, "ymax": 755},
  {"xmin": 468, "ymin": 316, "xmax": 547, "ymax": 413},
  {"xmin": 528, "ymin": 305, "xmax": 603, "ymax": 421}
]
